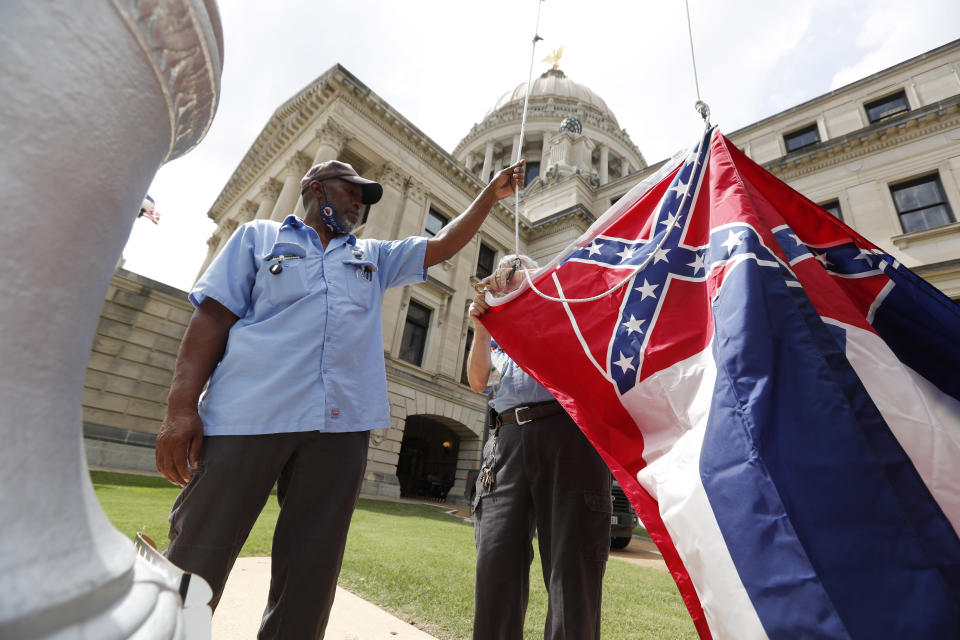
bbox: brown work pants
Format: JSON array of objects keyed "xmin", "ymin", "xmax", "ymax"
[
  {"xmin": 164, "ymin": 430, "xmax": 369, "ymax": 640},
  {"xmin": 472, "ymin": 411, "xmax": 611, "ymax": 640}
]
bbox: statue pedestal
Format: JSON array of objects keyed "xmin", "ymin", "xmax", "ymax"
[{"xmin": 0, "ymin": 1, "xmax": 222, "ymax": 637}]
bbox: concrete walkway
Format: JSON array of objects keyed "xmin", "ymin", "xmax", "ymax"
[
  {"xmin": 211, "ymin": 498, "xmax": 666, "ymax": 638},
  {"xmin": 214, "ymin": 557, "xmax": 438, "ymax": 639}
]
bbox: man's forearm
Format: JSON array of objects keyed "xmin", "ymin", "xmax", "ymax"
[
  {"xmin": 466, "ymin": 325, "xmax": 493, "ymax": 392},
  {"xmin": 424, "ymin": 188, "xmax": 499, "ymax": 268}
]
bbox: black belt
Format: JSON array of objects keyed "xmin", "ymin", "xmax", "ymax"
[{"xmin": 497, "ymin": 400, "xmax": 564, "ymax": 426}]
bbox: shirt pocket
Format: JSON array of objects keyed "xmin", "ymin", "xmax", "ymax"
[
  {"xmin": 341, "ymin": 258, "xmax": 379, "ymax": 309},
  {"xmin": 261, "ymin": 242, "xmax": 309, "ymax": 306}
]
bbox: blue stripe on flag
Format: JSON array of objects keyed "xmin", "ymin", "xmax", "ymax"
[
  {"xmin": 872, "ymin": 259, "xmax": 960, "ymax": 403},
  {"xmin": 701, "ymin": 258, "xmax": 960, "ymax": 638}
]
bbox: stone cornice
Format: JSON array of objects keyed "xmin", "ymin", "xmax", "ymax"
[
  {"xmin": 385, "ymin": 356, "xmax": 485, "ymax": 404},
  {"xmin": 530, "ymin": 203, "xmax": 596, "ymax": 233},
  {"xmin": 762, "ymin": 95, "xmax": 960, "ymax": 180},
  {"xmin": 208, "ymin": 64, "xmax": 518, "ymax": 231},
  {"xmin": 425, "ymin": 275, "xmax": 457, "ymax": 297},
  {"xmin": 207, "ymin": 67, "xmax": 340, "ymax": 220},
  {"xmin": 911, "ymin": 256, "xmax": 960, "ymax": 277},
  {"xmin": 891, "ymin": 220, "xmax": 960, "ymax": 249}
]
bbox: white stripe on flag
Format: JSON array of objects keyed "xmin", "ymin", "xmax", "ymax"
[
  {"xmin": 827, "ymin": 319, "xmax": 960, "ymax": 532},
  {"xmin": 622, "ymin": 347, "xmax": 769, "ymax": 640}
]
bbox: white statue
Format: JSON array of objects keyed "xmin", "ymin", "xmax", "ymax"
[{"xmin": 0, "ymin": 1, "xmax": 223, "ymax": 637}]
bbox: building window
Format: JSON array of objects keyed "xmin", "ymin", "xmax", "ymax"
[
  {"xmin": 783, "ymin": 123, "xmax": 820, "ymax": 153},
  {"xmin": 476, "ymin": 243, "xmax": 496, "ymax": 279},
  {"xmin": 819, "ymin": 199, "xmax": 843, "ymax": 222},
  {"xmin": 399, "ymin": 301, "xmax": 431, "ymax": 366},
  {"xmin": 424, "ymin": 208, "xmax": 448, "ymax": 238},
  {"xmin": 460, "ymin": 329, "xmax": 474, "ymax": 385},
  {"xmin": 524, "ymin": 161, "xmax": 541, "ymax": 186},
  {"xmin": 865, "ymin": 90, "xmax": 909, "ymax": 124},
  {"xmin": 891, "ymin": 174, "xmax": 955, "ymax": 234}
]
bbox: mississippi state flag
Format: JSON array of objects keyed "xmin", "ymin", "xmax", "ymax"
[{"xmin": 482, "ymin": 128, "xmax": 960, "ymax": 639}]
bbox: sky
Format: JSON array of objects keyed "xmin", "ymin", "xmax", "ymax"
[{"xmin": 122, "ymin": 0, "xmax": 960, "ymax": 291}]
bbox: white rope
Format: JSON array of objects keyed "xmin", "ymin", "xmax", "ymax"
[
  {"xmin": 683, "ymin": 0, "xmax": 711, "ymax": 126},
  {"xmin": 511, "ymin": 195, "xmax": 687, "ymax": 304},
  {"xmin": 684, "ymin": 0, "xmax": 702, "ymax": 102}
]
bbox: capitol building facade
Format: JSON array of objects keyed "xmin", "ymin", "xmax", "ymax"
[{"xmin": 84, "ymin": 40, "xmax": 960, "ymax": 504}]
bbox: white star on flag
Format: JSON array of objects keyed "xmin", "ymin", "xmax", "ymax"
[
  {"xmin": 789, "ymin": 233, "xmax": 803, "ymax": 246},
  {"xmin": 668, "ymin": 178, "xmax": 690, "ymax": 200},
  {"xmin": 721, "ymin": 230, "xmax": 745, "ymax": 253},
  {"xmin": 613, "ymin": 352, "xmax": 635, "ymax": 373},
  {"xmin": 660, "ymin": 212, "xmax": 680, "ymax": 229},
  {"xmin": 617, "ymin": 245, "xmax": 636, "ymax": 262},
  {"xmin": 621, "ymin": 314, "xmax": 646, "ymax": 335},
  {"xmin": 687, "ymin": 252, "xmax": 706, "ymax": 273},
  {"xmin": 854, "ymin": 249, "xmax": 874, "ymax": 265},
  {"xmin": 653, "ymin": 247, "xmax": 671, "ymax": 264},
  {"xmin": 634, "ymin": 279, "xmax": 659, "ymax": 300},
  {"xmin": 586, "ymin": 241, "xmax": 603, "ymax": 257},
  {"xmin": 815, "ymin": 251, "xmax": 832, "ymax": 267}
]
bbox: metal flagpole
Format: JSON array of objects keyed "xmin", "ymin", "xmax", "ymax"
[{"xmin": 513, "ymin": 0, "xmax": 546, "ymax": 262}]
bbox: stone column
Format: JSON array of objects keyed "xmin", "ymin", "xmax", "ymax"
[
  {"xmin": 0, "ymin": 0, "xmax": 221, "ymax": 636},
  {"xmin": 254, "ymin": 177, "xmax": 282, "ymax": 219},
  {"xmin": 599, "ymin": 144, "xmax": 609, "ymax": 184},
  {"xmin": 403, "ymin": 178, "xmax": 429, "ymax": 239},
  {"xmin": 480, "ymin": 141, "xmax": 494, "ymax": 182},
  {"xmin": 312, "ymin": 119, "xmax": 350, "ymax": 164},
  {"xmin": 539, "ymin": 135, "xmax": 550, "ymax": 173},
  {"xmin": 215, "ymin": 218, "xmax": 239, "ymax": 253},
  {"xmin": 270, "ymin": 151, "xmax": 311, "ymax": 222},
  {"xmin": 197, "ymin": 203, "xmax": 250, "ymax": 276},
  {"xmin": 376, "ymin": 163, "xmax": 409, "ymax": 241},
  {"xmin": 237, "ymin": 199, "xmax": 259, "ymax": 225}
]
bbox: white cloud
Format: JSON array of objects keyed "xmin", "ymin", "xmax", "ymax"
[{"xmin": 830, "ymin": 3, "xmax": 960, "ymax": 90}]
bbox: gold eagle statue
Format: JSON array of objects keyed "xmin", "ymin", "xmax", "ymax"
[{"xmin": 542, "ymin": 46, "xmax": 564, "ymax": 70}]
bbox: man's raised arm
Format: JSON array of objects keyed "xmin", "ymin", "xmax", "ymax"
[{"xmin": 423, "ymin": 160, "xmax": 524, "ymax": 268}]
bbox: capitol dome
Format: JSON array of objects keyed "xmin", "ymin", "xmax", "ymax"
[
  {"xmin": 485, "ymin": 68, "xmax": 618, "ymax": 126},
  {"xmin": 453, "ymin": 66, "xmax": 645, "ymax": 191}
]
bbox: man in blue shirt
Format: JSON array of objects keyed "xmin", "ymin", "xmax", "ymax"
[
  {"xmin": 467, "ymin": 255, "xmax": 612, "ymax": 640},
  {"xmin": 156, "ymin": 158, "xmax": 523, "ymax": 639}
]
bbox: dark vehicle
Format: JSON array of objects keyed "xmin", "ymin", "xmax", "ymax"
[
  {"xmin": 610, "ymin": 479, "xmax": 637, "ymax": 549},
  {"xmin": 464, "ymin": 469, "xmax": 638, "ymax": 549}
]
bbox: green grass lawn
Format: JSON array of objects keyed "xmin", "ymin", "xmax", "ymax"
[{"xmin": 91, "ymin": 470, "xmax": 696, "ymax": 640}]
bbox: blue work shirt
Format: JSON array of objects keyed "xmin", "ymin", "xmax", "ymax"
[
  {"xmin": 190, "ymin": 215, "xmax": 427, "ymax": 436},
  {"xmin": 488, "ymin": 346, "xmax": 555, "ymax": 414}
]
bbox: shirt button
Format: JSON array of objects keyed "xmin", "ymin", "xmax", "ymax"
[{"xmin": 331, "ymin": 409, "xmax": 340, "ymax": 417}]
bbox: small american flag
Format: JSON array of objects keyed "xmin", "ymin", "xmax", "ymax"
[{"xmin": 138, "ymin": 195, "xmax": 160, "ymax": 224}]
